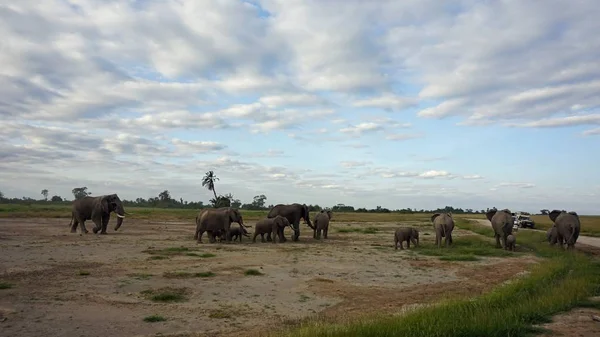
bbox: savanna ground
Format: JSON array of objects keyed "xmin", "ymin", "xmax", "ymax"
[{"xmin": 1, "ymin": 205, "xmax": 599, "ymax": 337}]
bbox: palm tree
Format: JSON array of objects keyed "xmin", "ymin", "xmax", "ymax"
[{"xmin": 202, "ymin": 170, "xmax": 219, "ymax": 200}]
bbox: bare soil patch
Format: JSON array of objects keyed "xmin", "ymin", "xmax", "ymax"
[{"xmin": 0, "ymin": 218, "xmax": 537, "ymax": 337}]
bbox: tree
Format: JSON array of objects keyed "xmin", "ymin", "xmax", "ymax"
[
  {"xmin": 540, "ymin": 209, "xmax": 549, "ymax": 215},
  {"xmin": 41, "ymin": 189, "xmax": 49, "ymax": 201},
  {"xmin": 252, "ymin": 194, "xmax": 267, "ymax": 209},
  {"xmin": 202, "ymin": 170, "xmax": 219, "ymax": 200},
  {"xmin": 158, "ymin": 190, "xmax": 171, "ymax": 202},
  {"xmin": 51, "ymin": 195, "xmax": 63, "ymax": 202},
  {"xmin": 72, "ymin": 187, "xmax": 91, "ymax": 200}
]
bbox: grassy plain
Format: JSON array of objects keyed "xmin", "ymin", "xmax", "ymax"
[{"xmin": 1, "ymin": 204, "xmax": 599, "ymax": 337}]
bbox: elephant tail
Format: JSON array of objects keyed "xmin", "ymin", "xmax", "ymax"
[
  {"xmin": 442, "ymin": 222, "xmax": 447, "ymax": 238},
  {"xmin": 568, "ymin": 223, "xmax": 579, "ymax": 244}
]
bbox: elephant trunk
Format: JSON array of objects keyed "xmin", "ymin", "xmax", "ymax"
[{"xmin": 114, "ymin": 203, "xmax": 125, "ymax": 230}]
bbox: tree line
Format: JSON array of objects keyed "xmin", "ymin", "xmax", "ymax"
[{"xmin": 0, "ymin": 171, "xmax": 540, "ymax": 214}]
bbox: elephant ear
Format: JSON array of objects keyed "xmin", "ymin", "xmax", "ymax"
[
  {"xmin": 431, "ymin": 213, "xmax": 440, "ymax": 223},
  {"xmin": 567, "ymin": 211, "xmax": 578, "ymax": 217},
  {"xmin": 101, "ymin": 197, "xmax": 109, "ymax": 213},
  {"xmin": 549, "ymin": 210, "xmax": 562, "ymax": 222},
  {"xmin": 485, "ymin": 209, "xmax": 497, "ymax": 221},
  {"xmin": 327, "ymin": 210, "xmax": 332, "ymax": 219}
]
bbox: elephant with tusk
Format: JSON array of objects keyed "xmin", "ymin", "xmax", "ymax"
[{"xmin": 68, "ymin": 194, "xmax": 126, "ymax": 235}]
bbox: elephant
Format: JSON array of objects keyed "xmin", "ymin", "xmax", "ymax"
[
  {"xmin": 227, "ymin": 226, "xmax": 251, "ymax": 242},
  {"xmin": 431, "ymin": 212, "xmax": 455, "ymax": 248},
  {"xmin": 267, "ymin": 203, "xmax": 314, "ymax": 242},
  {"xmin": 313, "ymin": 209, "xmax": 332, "ymax": 239},
  {"xmin": 546, "ymin": 225, "xmax": 560, "ymax": 245},
  {"xmin": 506, "ymin": 234, "xmax": 516, "ymax": 251},
  {"xmin": 194, "ymin": 207, "xmax": 246, "ymax": 243},
  {"xmin": 394, "ymin": 227, "xmax": 419, "ymax": 250},
  {"xmin": 252, "ymin": 215, "xmax": 293, "ymax": 243},
  {"xmin": 549, "ymin": 210, "xmax": 581, "ymax": 249},
  {"xmin": 485, "ymin": 208, "xmax": 514, "ymax": 249},
  {"xmin": 68, "ymin": 194, "xmax": 126, "ymax": 234}
]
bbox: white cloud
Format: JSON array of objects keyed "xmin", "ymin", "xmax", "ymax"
[{"xmin": 0, "ymin": 1, "xmax": 598, "ymax": 213}]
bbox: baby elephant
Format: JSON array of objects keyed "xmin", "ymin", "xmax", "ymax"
[
  {"xmin": 394, "ymin": 227, "xmax": 419, "ymax": 250},
  {"xmin": 253, "ymin": 215, "xmax": 293, "ymax": 243},
  {"xmin": 506, "ymin": 234, "xmax": 516, "ymax": 251},
  {"xmin": 227, "ymin": 226, "xmax": 251, "ymax": 242}
]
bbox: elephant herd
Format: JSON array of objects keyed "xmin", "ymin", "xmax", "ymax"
[
  {"xmin": 192, "ymin": 203, "xmax": 333, "ymax": 244},
  {"xmin": 394, "ymin": 208, "xmax": 581, "ymax": 251},
  {"xmin": 66, "ymin": 194, "xmax": 581, "ymax": 251}
]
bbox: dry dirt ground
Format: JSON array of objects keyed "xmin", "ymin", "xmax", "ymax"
[{"xmin": 0, "ymin": 217, "xmax": 564, "ymax": 337}]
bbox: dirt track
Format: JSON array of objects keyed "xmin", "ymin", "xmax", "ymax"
[{"xmin": 0, "ymin": 217, "xmax": 541, "ymax": 336}]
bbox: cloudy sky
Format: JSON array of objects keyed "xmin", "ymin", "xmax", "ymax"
[{"xmin": 1, "ymin": 1, "xmax": 599, "ymax": 214}]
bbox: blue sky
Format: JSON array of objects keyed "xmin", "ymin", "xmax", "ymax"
[{"xmin": 1, "ymin": 0, "xmax": 599, "ymax": 214}]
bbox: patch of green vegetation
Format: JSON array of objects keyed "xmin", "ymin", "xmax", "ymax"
[
  {"xmin": 299, "ymin": 294, "xmax": 311, "ymax": 302},
  {"xmin": 278, "ymin": 219, "xmax": 600, "ymax": 337},
  {"xmin": 148, "ymin": 255, "xmax": 168, "ymax": 260},
  {"xmin": 140, "ymin": 287, "xmax": 188, "ymax": 303},
  {"xmin": 244, "ymin": 269, "xmax": 264, "ymax": 276},
  {"xmin": 415, "ymin": 235, "xmax": 513, "ymax": 261},
  {"xmin": 208, "ymin": 309, "xmax": 232, "ymax": 319},
  {"xmin": 143, "ymin": 315, "xmax": 166, "ymax": 322},
  {"xmin": 163, "ymin": 271, "xmax": 215, "ymax": 278},
  {"xmin": 199, "ymin": 253, "xmax": 216, "ymax": 258},
  {"xmin": 78, "ymin": 270, "xmax": 90, "ymax": 276},
  {"xmin": 0, "ymin": 282, "xmax": 14, "ymax": 289},
  {"xmin": 128, "ymin": 273, "xmax": 153, "ymax": 280}
]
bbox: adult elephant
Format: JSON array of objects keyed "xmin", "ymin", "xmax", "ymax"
[
  {"xmin": 485, "ymin": 208, "xmax": 513, "ymax": 249},
  {"xmin": 549, "ymin": 210, "xmax": 581, "ymax": 249},
  {"xmin": 431, "ymin": 212, "xmax": 455, "ymax": 248},
  {"xmin": 69, "ymin": 194, "xmax": 126, "ymax": 234},
  {"xmin": 194, "ymin": 207, "xmax": 246, "ymax": 243},
  {"xmin": 267, "ymin": 203, "xmax": 313, "ymax": 242}
]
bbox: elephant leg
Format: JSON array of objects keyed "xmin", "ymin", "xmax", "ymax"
[
  {"xmin": 79, "ymin": 219, "xmax": 90, "ymax": 234},
  {"xmin": 313, "ymin": 228, "xmax": 317, "ymax": 239},
  {"xmin": 399, "ymin": 240, "xmax": 404, "ymax": 250},
  {"xmin": 395, "ymin": 238, "xmax": 398, "ymax": 250},
  {"xmin": 196, "ymin": 229, "xmax": 205, "ymax": 243},
  {"xmin": 100, "ymin": 215, "xmax": 109, "ymax": 234},
  {"xmin": 208, "ymin": 231, "xmax": 217, "ymax": 244},
  {"xmin": 447, "ymin": 233, "xmax": 453, "ymax": 246},
  {"xmin": 406, "ymin": 239, "xmax": 411, "ymax": 249},
  {"xmin": 494, "ymin": 234, "xmax": 501, "ymax": 248},
  {"xmin": 292, "ymin": 221, "xmax": 300, "ymax": 242},
  {"xmin": 261, "ymin": 233, "xmax": 266, "ymax": 243},
  {"xmin": 70, "ymin": 218, "xmax": 79, "ymax": 233},
  {"xmin": 324, "ymin": 226, "xmax": 328, "ymax": 239},
  {"xmin": 252, "ymin": 232, "xmax": 258, "ymax": 243},
  {"xmin": 266, "ymin": 232, "xmax": 273, "ymax": 242}
]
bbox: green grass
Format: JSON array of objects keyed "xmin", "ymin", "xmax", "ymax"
[
  {"xmin": 163, "ymin": 271, "xmax": 215, "ymax": 278},
  {"xmin": 277, "ymin": 219, "xmax": 600, "ymax": 337},
  {"xmin": 244, "ymin": 269, "xmax": 264, "ymax": 276},
  {"xmin": 140, "ymin": 287, "xmax": 188, "ymax": 303},
  {"xmin": 0, "ymin": 282, "xmax": 14, "ymax": 289},
  {"xmin": 143, "ymin": 315, "xmax": 167, "ymax": 322},
  {"xmin": 414, "ymin": 234, "xmax": 514, "ymax": 261},
  {"xmin": 208, "ymin": 309, "xmax": 232, "ymax": 319},
  {"xmin": 78, "ymin": 270, "xmax": 90, "ymax": 276}
]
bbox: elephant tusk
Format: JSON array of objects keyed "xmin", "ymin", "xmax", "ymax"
[{"xmin": 116, "ymin": 214, "xmax": 125, "ymax": 218}]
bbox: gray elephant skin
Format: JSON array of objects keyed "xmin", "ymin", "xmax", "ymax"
[
  {"xmin": 252, "ymin": 215, "xmax": 293, "ymax": 243},
  {"xmin": 431, "ymin": 212, "xmax": 455, "ymax": 248},
  {"xmin": 394, "ymin": 227, "xmax": 419, "ymax": 250},
  {"xmin": 227, "ymin": 226, "xmax": 251, "ymax": 242},
  {"xmin": 549, "ymin": 210, "xmax": 581, "ymax": 249},
  {"xmin": 485, "ymin": 208, "xmax": 514, "ymax": 249},
  {"xmin": 267, "ymin": 203, "xmax": 314, "ymax": 242},
  {"xmin": 69, "ymin": 194, "xmax": 126, "ymax": 234},
  {"xmin": 313, "ymin": 210, "xmax": 332, "ymax": 239},
  {"xmin": 194, "ymin": 207, "xmax": 246, "ymax": 243},
  {"xmin": 505, "ymin": 234, "xmax": 516, "ymax": 251}
]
